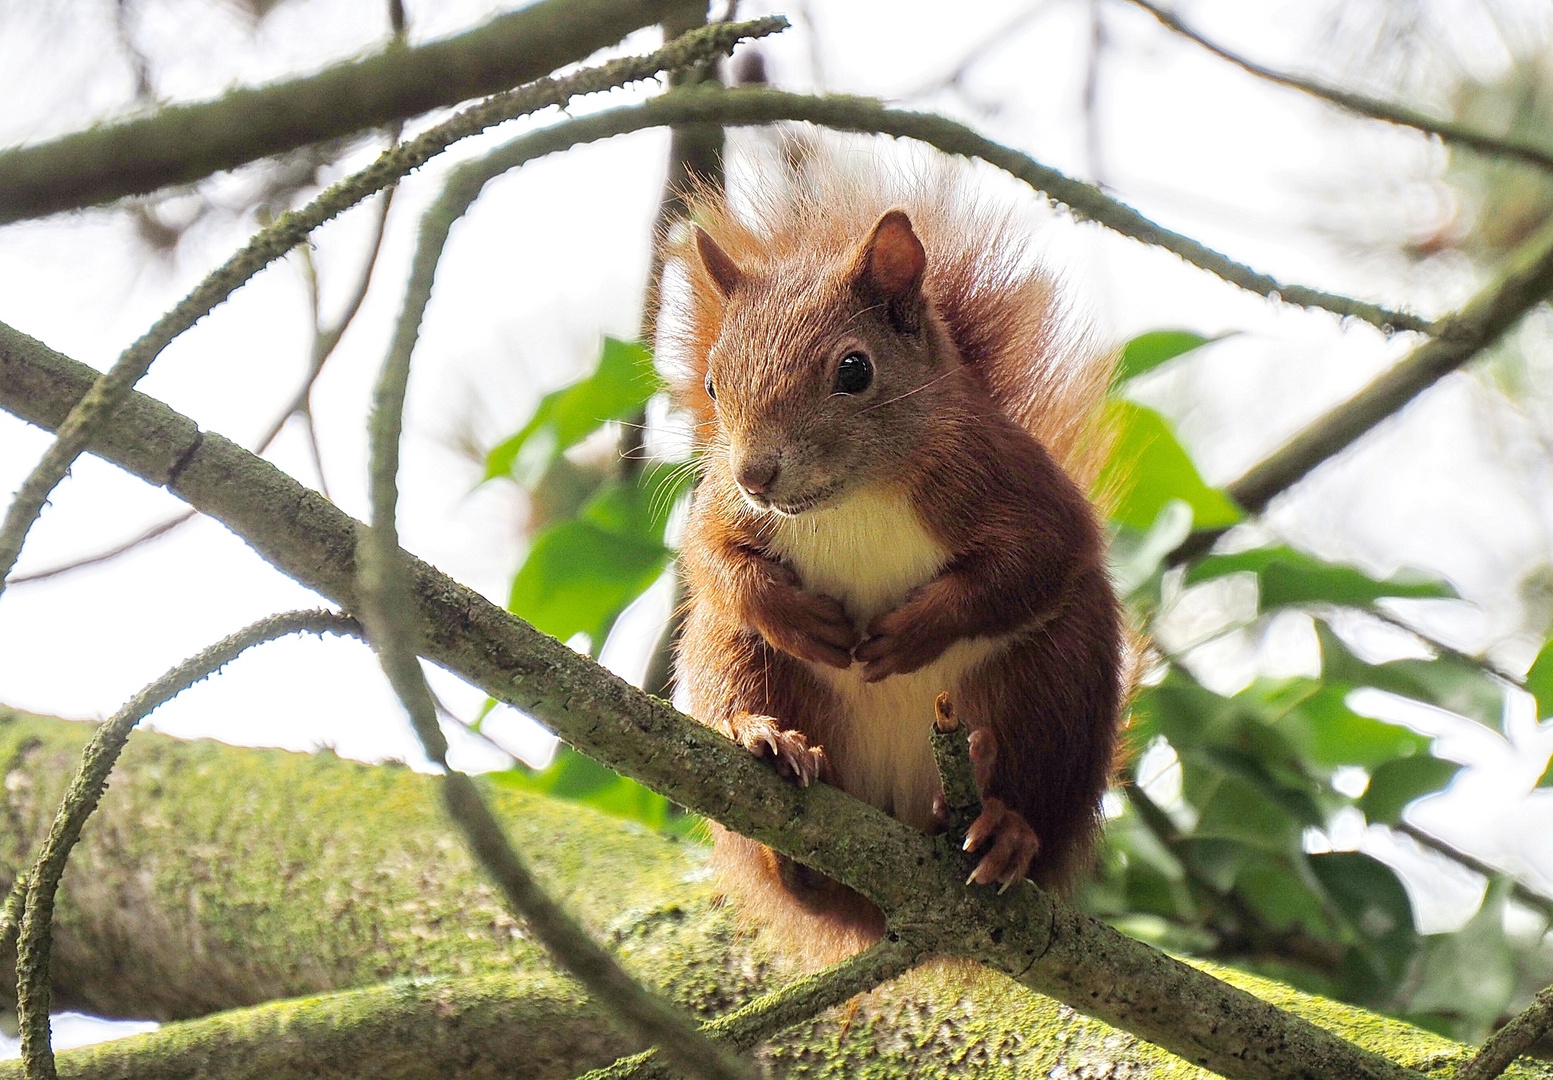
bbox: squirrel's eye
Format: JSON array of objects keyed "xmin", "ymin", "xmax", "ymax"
[
  {"xmin": 704, "ymin": 371, "xmax": 717, "ymax": 401},
  {"xmin": 834, "ymin": 352, "xmax": 873, "ymax": 394}
]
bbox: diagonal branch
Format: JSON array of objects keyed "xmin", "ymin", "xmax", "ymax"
[
  {"xmin": 0, "ymin": 0, "xmax": 706, "ymax": 223},
  {"xmin": 1225, "ymin": 213, "xmax": 1553, "ymax": 514},
  {"xmin": 1458, "ymin": 982, "xmax": 1553, "ymax": 1080},
  {"xmin": 573, "ymin": 935, "xmax": 918, "ymax": 1080},
  {"xmin": 1120, "ymin": 0, "xmax": 1553, "ymax": 174},
  {"xmin": 0, "ymin": 17, "xmax": 788, "ymax": 600},
  {"xmin": 0, "ymin": 325, "xmax": 1424, "ymax": 1080},
  {"xmin": 359, "ymin": 164, "xmax": 753, "ymax": 1080},
  {"xmin": 12, "ymin": 609, "xmax": 361, "ymax": 1080}
]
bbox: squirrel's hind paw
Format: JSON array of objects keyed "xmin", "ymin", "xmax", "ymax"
[
  {"xmin": 733, "ymin": 714, "xmax": 827, "ymax": 787},
  {"xmin": 963, "ymin": 796, "xmax": 1040, "ymax": 893}
]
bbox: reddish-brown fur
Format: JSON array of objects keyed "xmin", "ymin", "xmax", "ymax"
[{"xmin": 662, "ymin": 161, "xmax": 1124, "ymax": 964}]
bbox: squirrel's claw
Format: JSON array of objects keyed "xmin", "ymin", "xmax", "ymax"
[
  {"xmin": 855, "ymin": 588, "xmax": 957, "ymax": 680},
  {"xmin": 963, "ymin": 796, "xmax": 1040, "ymax": 892},
  {"xmin": 734, "ymin": 715, "xmax": 827, "ymax": 787}
]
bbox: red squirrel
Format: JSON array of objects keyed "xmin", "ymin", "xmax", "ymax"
[{"xmin": 663, "ymin": 165, "xmax": 1125, "ymax": 963}]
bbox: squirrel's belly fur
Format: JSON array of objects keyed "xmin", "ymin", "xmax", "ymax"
[{"xmin": 765, "ymin": 485, "xmax": 1005, "ymax": 832}]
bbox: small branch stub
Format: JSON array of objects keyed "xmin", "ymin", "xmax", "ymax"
[{"xmin": 930, "ymin": 693, "xmax": 980, "ymax": 837}]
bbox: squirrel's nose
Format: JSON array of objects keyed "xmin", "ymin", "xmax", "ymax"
[{"xmin": 735, "ymin": 457, "xmax": 780, "ymax": 498}]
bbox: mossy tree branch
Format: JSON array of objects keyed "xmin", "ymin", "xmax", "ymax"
[
  {"xmin": 12, "ymin": 611, "xmax": 362, "ymax": 1080},
  {"xmin": 0, "ymin": 328, "xmax": 1423, "ymax": 1080},
  {"xmin": 0, "ymin": 710, "xmax": 1511, "ymax": 1080},
  {"xmin": 1122, "ymin": 0, "xmax": 1553, "ymax": 174},
  {"xmin": 0, "ymin": 16, "xmax": 787, "ymax": 601},
  {"xmin": 0, "ymin": 0, "xmax": 707, "ymax": 223}
]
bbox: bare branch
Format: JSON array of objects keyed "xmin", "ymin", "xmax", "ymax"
[
  {"xmin": 0, "ymin": 0, "xmax": 710, "ymax": 223},
  {"xmin": 0, "ymin": 18, "xmax": 789, "ymax": 600},
  {"xmin": 1458, "ymin": 983, "xmax": 1553, "ymax": 1080},
  {"xmin": 13, "ymin": 610, "xmax": 361, "ymax": 1080},
  {"xmin": 1226, "ymin": 214, "xmax": 1553, "ymax": 513},
  {"xmin": 1121, "ymin": 0, "xmax": 1553, "ymax": 174},
  {"xmin": 1394, "ymin": 822, "xmax": 1553, "ymax": 920},
  {"xmin": 359, "ymin": 148, "xmax": 755, "ymax": 1080},
  {"xmin": 574, "ymin": 936, "xmax": 918, "ymax": 1080},
  {"xmin": 0, "ymin": 326, "xmax": 1425, "ymax": 1080}
]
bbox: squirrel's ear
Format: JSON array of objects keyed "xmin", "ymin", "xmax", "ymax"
[
  {"xmin": 694, "ymin": 227, "xmax": 745, "ymax": 298},
  {"xmin": 854, "ymin": 209, "xmax": 926, "ymax": 332}
]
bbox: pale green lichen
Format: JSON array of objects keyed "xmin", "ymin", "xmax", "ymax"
[{"xmin": 3, "ymin": 707, "xmax": 1550, "ymax": 1080}]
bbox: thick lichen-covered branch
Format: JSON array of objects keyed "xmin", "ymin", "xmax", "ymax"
[
  {"xmin": 0, "ymin": 709, "xmax": 1537, "ymax": 1080},
  {"xmin": 12, "ymin": 611, "xmax": 360, "ymax": 1080},
  {"xmin": 1123, "ymin": 0, "xmax": 1553, "ymax": 174},
  {"xmin": 0, "ymin": 326, "xmax": 1426, "ymax": 1080},
  {"xmin": 0, "ymin": 16, "xmax": 786, "ymax": 600},
  {"xmin": 0, "ymin": 0, "xmax": 704, "ymax": 223},
  {"xmin": 361, "ymin": 202, "xmax": 752, "ymax": 1080}
]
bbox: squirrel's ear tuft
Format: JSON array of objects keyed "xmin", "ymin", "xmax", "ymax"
[
  {"xmin": 855, "ymin": 209, "xmax": 926, "ymax": 331},
  {"xmin": 695, "ymin": 227, "xmax": 745, "ymax": 298}
]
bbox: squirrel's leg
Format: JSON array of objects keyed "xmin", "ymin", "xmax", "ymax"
[{"xmin": 962, "ymin": 727, "xmax": 1041, "ymax": 892}]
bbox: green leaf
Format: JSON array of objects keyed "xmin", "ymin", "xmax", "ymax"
[
  {"xmin": 485, "ymin": 338, "xmax": 661, "ymax": 481},
  {"xmin": 1279, "ymin": 684, "xmax": 1432, "ymax": 770},
  {"xmin": 1316, "ymin": 622, "xmax": 1504, "ymax": 728},
  {"xmin": 1309, "ymin": 851, "xmax": 1420, "ymax": 1001},
  {"xmin": 1099, "ymin": 400, "xmax": 1242, "ymax": 531},
  {"xmin": 1186, "ymin": 546, "xmax": 1456, "ymax": 612},
  {"xmin": 1117, "ymin": 330, "xmax": 1216, "ymax": 383},
  {"xmin": 1108, "ymin": 500, "xmax": 1193, "ymax": 599},
  {"xmin": 1191, "ymin": 772, "xmax": 1301, "ymax": 850},
  {"xmin": 1233, "ymin": 851, "xmax": 1331, "ymax": 936},
  {"xmin": 492, "ymin": 746, "xmax": 699, "ymax": 837},
  {"xmin": 1358, "ymin": 755, "xmax": 1461, "ymax": 825},
  {"xmin": 1527, "ymin": 638, "xmax": 1553, "ymax": 721}
]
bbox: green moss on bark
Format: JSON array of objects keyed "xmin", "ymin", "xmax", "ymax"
[{"xmin": 2, "ymin": 707, "xmax": 1550, "ymax": 1079}]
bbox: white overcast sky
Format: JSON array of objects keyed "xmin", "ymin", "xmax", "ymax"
[{"xmin": 2, "ymin": 0, "xmax": 1553, "ymax": 953}]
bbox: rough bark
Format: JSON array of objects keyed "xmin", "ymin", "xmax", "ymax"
[
  {"xmin": 1, "ymin": 707, "xmax": 1543, "ymax": 1080},
  {"xmin": 0, "ymin": 0, "xmax": 701, "ymax": 222}
]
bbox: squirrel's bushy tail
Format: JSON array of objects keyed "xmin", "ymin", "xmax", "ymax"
[{"xmin": 660, "ymin": 149, "xmax": 1117, "ymax": 498}]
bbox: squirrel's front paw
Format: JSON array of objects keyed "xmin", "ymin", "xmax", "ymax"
[
  {"xmin": 732, "ymin": 714, "xmax": 827, "ymax": 787},
  {"xmin": 855, "ymin": 590, "xmax": 957, "ymax": 681},
  {"xmin": 760, "ymin": 587, "xmax": 859, "ymax": 668}
]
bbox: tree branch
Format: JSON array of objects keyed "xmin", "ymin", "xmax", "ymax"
[
  {"xmin": 1225, "ymin": 213, "xmax": 1553, "ymax": 514},
  {"xmin": 0, "ymin": 17, "xmax": 788, "ymax": 600},
  {"xmin": 360, "ymin": 184, "xmax": 753, "ymax": 1080},
  {"xmin": 1459, "ymin": 983, "xmax": 1553, "ymax": 1080},
  {"xmin": 0, "ymin": 0, "xmax": 710, "ymax": 223},
  {"xmin": 0, "ymin": 326, "xmax": 1425, "ymax": 1080},
  {"xmin": 1121, "ymin": 0, "xmax": 1553, "ymax": 174},
  {"xmin": 574, "ymin": 936, "xmax": 917, "ymax": 1080},
  {"xmin": 12, "ymin": 610, "xmax": 361, "ymax": 1080}
]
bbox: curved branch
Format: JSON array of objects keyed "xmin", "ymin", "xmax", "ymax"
[
  {"xmin": 1121, "ymin": 0, "xmax": 1553, "ymax": 174},
  {"xmin": 360, "ymin": 164, "xmax": 753, "ymax": 1080},
  {"xmin": 13, "ymin": 609, "xmax": 361, "ymax": 1080},
  {"xmin": 0, "ymin": 326, "xmax": 1424, "ymax": 1080},
  {"xmin": 0, "ymin": 0, "xmax": 708, "ymax": 223},
  {"xmin": 0, "ymin": 17, "xmax": 788, "ymax": 599}
]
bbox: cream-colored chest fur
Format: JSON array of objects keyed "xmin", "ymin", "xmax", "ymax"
[{"xmin": 765, "ymin": 486, "xmax": 1002, "ymax": 831}]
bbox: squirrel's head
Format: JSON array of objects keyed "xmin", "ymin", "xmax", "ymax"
[{"xmin": 690, "ymin": 209, "xmax": 961, "ymax": 516}]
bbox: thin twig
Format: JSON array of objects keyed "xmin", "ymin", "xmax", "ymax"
[
  {"xmin": 572, "ymin": 935, "xmax": 918, "ymax": 1080},
  {"xmin": 0, "ymin": 872, "xmax": 26, "ymax": 957},
  {"xmin": 929, "ymin": 693, "xmax": 980, "ymax": 837},
  {"xmin": 1121, "ymin": 0, "xmax": 1553, "ymax": 174},
  {"xmin": 13, "ymin": 609, "xmax": 361, "ymax": 1080},
  {"xmin": 1225, "ymin": 212, "xmax": 1553, "ymax": 514},
  {"xmin": 358, "ymin": 165, "xmax": 754, "ymax": 1080},
  {"xmin": 1457, "ymin": 983, "xmax": 1553, "ymax": 1080},
  {"xmin": 0, "ymin": 16, "xmax": 789, "ymax": 599},
  {"xmin": 1394, "ymin": 822, "xmax": 1553, "ymax": 920}
]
